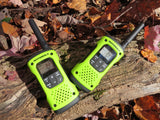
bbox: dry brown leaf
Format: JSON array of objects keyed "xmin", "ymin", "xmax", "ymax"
[
  {"xmin": 25, "ymin": 10, "xmax": 32, "ymax": 18},
  {"xmin": 134, "ymin": 96, "xmax": 159, "ymax": 120},
  {"xmin": 45, "ymin": 0, "xmax": 61, "ymax": 5},
  {"xmin": 56, "ymin": 15, "xmax": 81, "ymax": 25},
  {"xmin": 2, "ymin": 21, "xmax": 19, "ymax": 37},
  {"xmin": 154, "ymin": 7, "xmax": 160, "ymax": 20},
  {"xmin": 0, "ymin": 0, "xmax": 9, "ymax": 6},
  {"xmin": 101, "ymin": 106, "xmax": 110, "ymax": 117},
  {"xmin": 0, "ymin": 35, "xmax": 8, "ymax": 50},
  {"xmin": 21, "ymin": 18, "xmax": 47, "ymax": 34},
  {"xmin": 141, "ymin": 48, "xmax": 157, "ymax": 63},
  {"xmin": 134, "ymin": 104, "xmax": 147, "ymax": 120},
  {"xmin": 67, "ymin": 0, "xmax": 87, "ymax": 13},
  {"xmin": 20, "ymin": 35, "xmax": 37, "ymax": 52},
  {"xmin": 52, "ymin": 0, "xmax": 61, "ymax": 4},
  {"xmin": 100, "ymin": 106, "xmax": 119, "ymax": 119},
  {"xmin": 9, "ymin": 0, "xmax": 23, "ymax": 7},
  {"xmin": 88, "ymin": 7, "xmax": 101, "ymax": 15},
  {"xmin": 90, "ymin": 15, "xmax": 101, "ymax": 23}
]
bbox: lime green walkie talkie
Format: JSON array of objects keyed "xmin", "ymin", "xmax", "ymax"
[
  {"xmin": 71, "ymin": 22, "xmax": 145, "ymax": 92},
  {"xmin": 27, "ymin": 19, "xmax": 79, "ymax": 113}
]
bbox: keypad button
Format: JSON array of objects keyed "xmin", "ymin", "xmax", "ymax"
[
  {"xmin": 56, "ymin": 75, "xmax": 63, "ymax": 83},
  {"xmin": 54, "ymin": 71, "xmax": 61, "ymax": 77},
  {"xmin": 97, "ymin": 67, "xmax": 105, "ymax": 72},
  {"xmin": 92, "ymin": 63, "xmax": 100, "ymax": 69},
  {"xmin": 53, "ymin": 70, "xmax": 63, "ymax": 83},
  {"xmin": 90, "ymin": 59, "xmax": 95, "ymax": 65},
  {"xmin": 44, "ymin": 77, "xmax": 49, "ymax": 83},
  {"xmin": 50, "ymin": 79, "xmax": 58, "ymax": 87},
  {"xmin": 101, "ymin": 63, "xmax": 108, "ymax": 69},
  {"xmin": 97, "ymin": 63, "xmax": 108, "ymax": 72},
  {"xmin": 46, "ymin": 83, "xmax": 52, "ymax": 88},
  {"xmin": 50, "ymin": 75, "xmax": 54, "ymax": 79},
  {"xmin": 93, "ymin": 55, "xmax": 99, "ymax": 61},
  {"xmin": 97, "ymin": 58, "xmax": 105, "ymax": 65}
]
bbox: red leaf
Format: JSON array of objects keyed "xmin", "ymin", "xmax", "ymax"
[{"xmin": 134, "ymin": 96, "xmax": 159, "ymax": 120}]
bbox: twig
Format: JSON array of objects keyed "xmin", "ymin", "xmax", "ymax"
[{"xmin": 110, "ymin": 6, "xmax": 133, "ymax": 25}]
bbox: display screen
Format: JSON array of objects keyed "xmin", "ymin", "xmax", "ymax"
[
  {"xmin": 99, "ymin": 46, "xmax": 113, "ymax": 61},
  {"xmin": 37, "ymin": 59, "xmax": 56, "ymax": 75}
]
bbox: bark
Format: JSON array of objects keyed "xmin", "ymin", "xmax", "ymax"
[{"xmin": 0, "ymin": 36, "xmax": 160, "ymax": 120}]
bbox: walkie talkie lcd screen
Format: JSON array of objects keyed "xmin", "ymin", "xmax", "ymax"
[
  {"xmin": 99, "ymin": 46, "xmax": 113, "ymax": 61},
  {"xmin": 37, "ymin": 59, "xmax": 55, "ymax": 75}
]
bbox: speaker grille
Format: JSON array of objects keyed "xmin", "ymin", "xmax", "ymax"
[
  {"xmin": 77, "ymin": 64, "xmax": 99, "ymax": 87},
  {"xmin": 51, "ymin": 83, "xmax": 74, "ymax": 105}
]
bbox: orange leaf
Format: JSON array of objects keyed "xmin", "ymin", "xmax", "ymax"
[
  {"xmin": 101, "ymin": 106, "xmax": 110, "ymax": 117},
  {"xmin": 2, "ymin": 22, "xmax": 18, "ymax": 37},
  {"xmin": 0, "ymin": 0, "xmax": 9, "ymax": 6},
  {"xmin": 52, "ymin": 0, "xmax": 61, "ymax": 4},
  {"xmin": 23, "ymin": 45, "xmax": 35, "ymax": 50},
  {"xmin": 134, "ymin": 96, "xmax": 159, "ymax": 120},
  {"xmin": 67, "ymin": 0, "xmax": 87, "ymax": 13},
  {"xmin": 144, "ymin": 26, "xmax": 149, "ymax": 39},
  {"xmin": 25, "ymin": 10, "xmax": 32, "ymax": 18},
  {"xmin": 141, "ymin": 48, "xmax": 157, "ymax": 63},
  {"xmin": 107, "ymin": 13, "xmax": 111, "ymax": 21}
]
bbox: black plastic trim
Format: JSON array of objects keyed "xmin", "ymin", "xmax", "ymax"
[
  {"xmin": 54, "ymin": 95, "xmax": 80, "ymax": 114},
  {"xmin": 70, "ymin": 74, "xmax": 90, "ymax": 93},
  {"xmin": 28, "ymin": 48, "xmax": 52, "ymax": 61}
]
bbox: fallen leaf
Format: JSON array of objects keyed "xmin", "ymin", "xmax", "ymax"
[
  {"xmin": 52, "ymin": 0, "xmax": 61, "ymax": 4},
  {"xmin": 0, "ymin": 47, "xmax": 19, "ymax": 58},
  {"xmin": 0, "ymin": 35, "xmax": 8, "ymax": 50},
  {"xmin": 21, "ymin": 18, "xmax": 47, "ymax": 34},
  {"xmin": 25, "ymin": 10, "xmax": 32, "ymax": 18},
  {"xmin": 56, "ymin": 15, "xmax": 82, "ymax": 25},
  {"xmin": 93, "ymin": 0, "xmax": 120, "ymax": 26},
  {"xmin": 120, "ymin": 0, "xmax": 160, "ymax": 23},
  {"xmin": 144, "ymin": 25, "xmax": 160, "ymax": 52},
  {"xmin": 0, "ymin": 34, "xmax": 37, "ymax": 58},
  {"xmin": 100, "ymin": 106, "xmax": 119, "ymax": 119},
  {"xmin": 1, "ymin": 21, "xmax": 19, "ymax": 37},
  {"xmin": 0, "ymin": 0, "xmax": 9, "ymax": 6},
  {"xmin": 144, "ymin": 26, "xmax": 149, "ymax": 39},
  {"xmin": 67, "ymin": 0, "xmax": 87, "ymax": 13},
  {"xmin": 45, "ymin": 0, "xmax": 61, "ymax": 5},
  {"xmin": 23, "ymin": 34, "xmax": 37, "ymax": 51},
  {"xmin": 73, "ymin": 23, "xmax": 95, "ymax": 39},
  {"xmin": 19, "ymin": 35, "xmax": 37, "ymax": 52},
  {"xmin": 89, "ymin": 15, "xmax": 101, "ymax": 24},
  {"xmin": 88, "ymin": 7, "xmax": 101, "ymax": 15},
  {"xmin": 134, "ymin": 96, "xmax": 159, "ymax": 120},
  {"xmin": 92, "ymin": 0, "xmax": 103, "ymax": 7},
  {"xmin": 141, "ymin": 48, "xmax": 157, "ymax": 63},
  {"xmin": 154, "ymin": 7, "xmax": 160, "ymax": 20},
  {"xmin": 9, "ymin": 0, "xmax": 23, "ymax": 7},
  {"xmin": 60, "ymin": 4, "xmax": 70, "ymax": 14}
]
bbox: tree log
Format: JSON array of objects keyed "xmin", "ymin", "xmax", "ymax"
[{"xmin": 0, "ymin": 36, "xmax": 160, "ymax": 120}]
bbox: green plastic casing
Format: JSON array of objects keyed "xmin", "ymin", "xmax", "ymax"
[
  {"xmin": 71, "ymin": 36, "xmax": 124, "ymax": 92},
  {"xmin": 28, "ymin": 49, "xmax": 79, "ymax": 113}
]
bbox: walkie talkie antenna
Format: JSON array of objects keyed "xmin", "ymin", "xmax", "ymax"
[
  {"xmin": 121, "ymin": 22, "xmax": 145, "ymax": 50},
  {"xmin": 29, "ymin": 19, "xmax": 49, "ymax": 50}
]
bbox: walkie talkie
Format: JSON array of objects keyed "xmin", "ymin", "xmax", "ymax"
[
  {"xmin": 71, "ymin": 22, "xmax": 145, "ymax": 92},
  {"xmin": 27, "ymin": 19, "xmax": 79, "ymax": 113}
]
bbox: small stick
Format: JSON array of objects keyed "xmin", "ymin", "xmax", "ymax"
[{"xmin": 110, "ymin": 6, "xmax": 133, "ymax": 25}]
